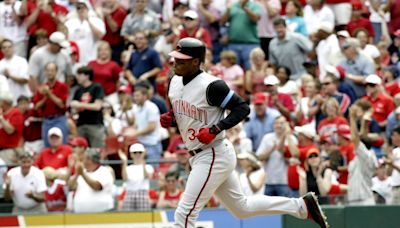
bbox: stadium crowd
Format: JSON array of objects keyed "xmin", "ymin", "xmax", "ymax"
[{"xmin": 0, "ymin": 0, "xmax": 400, "ymax": 214}]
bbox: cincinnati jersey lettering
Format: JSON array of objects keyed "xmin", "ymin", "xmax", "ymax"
[{"xmin": 172, "ymin": 99, "xmax": 209, "ymax": 124}]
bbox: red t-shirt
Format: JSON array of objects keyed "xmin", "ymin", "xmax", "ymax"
[
  {"xmin": 26, "ymin": 1, "xmax": 68, "ymax": 35},
  {"xmin": 45, "ymin": 180, "xmax": 67, "ymax": 212},
  {"xmin": 338, "ymin": 143, "xmax": 355, "ymax": 184},
  {"xmin": 23, "ymin": 109, "xmax": 42, "ymax": 142},
  {"xmin": 325, "ymin": 0, "xmax": 350, "ymax": 4},
  {"xmin": 179, "ymin": 27, "xmax": 212, "ymax": 49},
  {"xmin": 0, "ymin": 108, "xmax": 23, "ymax": 148},
  {"xmin": 32, "ymin": 81, "xmax": 69, "ymax": 117},
  {"xmin": 347, "ymin": 17, "xmax": 375, "ymax": 37},
  {"xmin": 389, "ymin": 0, "xmax": 400, "ymax": 34},
  {"xmin": 384, "ymin": 82, "xmax": 400, "ymax": 97},
  {"xmin": 34, "ymin": 144, "xmax": 72, "ymax": 169},
  {"xmin": 166, "ymin": 135, "xmax": 184, "ymax": 153},
  {"xmin": 267, "ymin": 93, "xmax": 295, "ymax": 112},
  {"xmin": 317, "ymin": 116, "xmax": 349, "ymax": 138},
  {"xmin": 102, "ymin": 7, "xmax": 127, "ymax": 46},
  {"xmin": 88, "ymin": 60, "xmax": 122, "ymax": 95},
  {"xmin": 363, "ymin": 93, "xmax": 395, "ymax": 124}
]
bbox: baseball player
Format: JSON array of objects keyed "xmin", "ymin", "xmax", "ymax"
[{"xmin": 160, "ymin": 37, "xmax": 329, "ymax": 228}]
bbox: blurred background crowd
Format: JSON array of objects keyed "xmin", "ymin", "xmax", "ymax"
[{"xmin": 0, "ymin": 0, "xmax": 399, "ymax": 214}]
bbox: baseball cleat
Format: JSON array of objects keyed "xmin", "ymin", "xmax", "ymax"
[{"xmin": 302, "ymin": 192, "xmax": 329, "ymax": 228}]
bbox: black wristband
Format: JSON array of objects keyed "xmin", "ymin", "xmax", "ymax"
[{"xmin": 209, "ymin": 125, "xmax": 221, "ymax": 135}]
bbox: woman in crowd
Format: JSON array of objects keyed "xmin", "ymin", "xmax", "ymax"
[
  {"xmin": 237, "ymin": 152, "xmax": 266, "ymax": 196},
  {"xmin": 119, "ymin": 143, "xmax": 154, "ymax": 211},
  {"xmin": 295, "ymin": 79, "xmax": 321, "ymax": 127},
  {"xmin": 245, "ymin": 48, "xmax": 269, "ymax": 94},
  {"xmin": 277, "ymin": 65, "xmax": 299, "ymax": 101},
  {"xmin": 217, "ymin": 50, "xmax": 244, "ymax": 94},
  {"xmin": 285, "ymin": 0, "xmax": 308, "ymax": 37}
]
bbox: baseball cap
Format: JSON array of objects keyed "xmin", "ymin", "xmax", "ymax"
[
  {"xmin": 264, "ymin": 75, "xmax": 280, "ymax": 86},
  {"xmin": 49, "ymin": 32, "xmax": 69, "ymax": 48},
  {"xmin": 317, "ymin": 21, "xmax": 334, "ymax": 33},
  {"xmin": 325, "ymin": 65, "xmax": 340, "ymax": 78},
  {"xmin": 129, "ymin": 143, "xmax": 146, "ymax": 153},
  {"xmin": 337, "ymin": 30, "xmax": 350, "ymax": 38},
  {"xmin": 183, "ymin": 10, "xmax": 198, "ymax": 20},
  {"xmin": 365, "ymin": 74, "xmax": 382, "ymax": 85},
  {"xmin": 306, "ymin": 148, "xmax": 320, "ymax": 158},
  {"xmin": 0, "ymin": 92, "xmax": 13, "ymax": 103},
  {"xmin": 337, "ymin": 124, "xmax": 351, "ymax": 140},
  {"xmin": 294, "ymin": 124, "xmax": 316, "ymax": 139},
  {"xmin": 48, "ymin": 127, "xmax": 63, "ymax": 138},
  {"xmin": 352, "ymin": 0, "xmax": 363, "ymax": 10},
  {"xmin": 69, "ymin": 137, "xmax": 89, "ymax": 148},
  {"xmin": 118, "ymin": 85, "xmax": 132, "ymax": 94},
  {"xmin": 175, "ymin": 143, "xmax": 188, "ymax": 155},
  {"xmin": 252, "ymin": 92, "xmax": 266, "ymax": 105},
  {"xmin": 168, "ymin": 38, "xmax": 206, "ymax": 60}
]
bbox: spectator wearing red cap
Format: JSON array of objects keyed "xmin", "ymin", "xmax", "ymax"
[
  {"xmin": 65, "ymin": 137, "xmax": 88, "ymax": 180},
  {"xmin": 363, "ymin": 74, "xmax": 395, "ymax": 128},
  {"xmin": 336, "ymin": 124, "xmax": 355, "ymax": 184},
  {"xmin": 32, "ymin": 62, "xmax": 69, "ymax": 148},
  {"xmin": 347, "ymin": 1, "xmax": 375, "ymax": 41},
  {"xmin": 264, "ymin": 75, "xmax": 295, "ymax": 120},
  {"xmin": 0, "ymin": 92, "xmax": 24, "ymax": 165},
  {"xmin": 34, "ymin": 127, "xmax": 73, "ymax": 173},
  {"xmin": 244, "ymin": 92, "xmax": 281, "ymax": 151},
  {"xmin": 88, "ymin": 41, "xmax": 122, "ymax": 103}
]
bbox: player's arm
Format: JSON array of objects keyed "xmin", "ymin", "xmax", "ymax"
[{"xmin": 206, "ymin": 80, "xmax": 250, "ymax": 132}]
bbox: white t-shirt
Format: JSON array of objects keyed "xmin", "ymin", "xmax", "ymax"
[
  {"xmin": 278, "ymin": 80, "xmax": 298, "ymax": 95},
  {"xmin": 7, "ymin": 166, "xmax": 47, "ymax": 209},
  {"xmin": 317, "ymin": 34, "xmax": 340, "ymax": 80},
  {"xmin": 65, "ymin": 17, "xmax": 106, "ymax": 65},
  {"xmin": 125, "ymin": 164, "xmax": 154, "ymax": 191},
  {"xmin": 73, "ymin": 166, "xmax": 114, "ymax": 213},
  {"xmin": 0, "ymin": 55, "xmax": 31, "ymax": 103},
  {"xmin": 0, "ymin": 1, "xmax": 26, "ymax": 43},
  {"xmin": 303, "ymin": 5, "xmax": 335, "ymax": 34},
  {"xmin": 372, "ymin": 176, "xmax": 392, "ymax": 204},
  {"xmin": 391, "ymin": 148, "xmax": 400, "ymax": 187},
  {"xmin": 362, "ymin": 44, "xmax": 381, "ymax": 60},
  {"xmin": 0, "ymin": 75, "xmax": 9, "ymax": 93},
  {"xmin": 133, "ymin": 100, "xmax": 161, "ymax": 145},
  {"xmin": 239, "ymin": 169, "xmax": 266, "ymax": 196}
]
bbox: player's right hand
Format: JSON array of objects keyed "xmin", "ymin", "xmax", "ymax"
[{"xmin": 160, "ymin": 111, "xmax": 174, "ymax": 128}]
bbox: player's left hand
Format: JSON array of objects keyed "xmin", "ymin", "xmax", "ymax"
[{"xmin": 197, "ymin": 126, "xmax": 221, "ymax": 145}]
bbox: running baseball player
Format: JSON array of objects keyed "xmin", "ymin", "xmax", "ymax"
[{"xmin": 160, "ymin": 37, "xmax": 329, "ymax": 228}]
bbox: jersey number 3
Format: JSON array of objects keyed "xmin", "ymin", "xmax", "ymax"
[{"xmin": 188, "ymin": 128, "xmax": 197, "ymax": 141}]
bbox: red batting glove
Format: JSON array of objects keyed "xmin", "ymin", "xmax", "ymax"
[
  {"xmin": 197, "ymin": 128, "xmax": 217, "ymax": 145},
  {"xmin": 160, "ymin": 111, "xmax": 174, "ymax": 128}
]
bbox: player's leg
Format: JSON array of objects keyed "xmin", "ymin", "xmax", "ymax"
[{"xmin": 174, "ymin": 144, "xmax": 236, "ymax": 228}]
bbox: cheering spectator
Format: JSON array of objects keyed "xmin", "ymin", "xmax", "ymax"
[
  {"xmin": 226, "ymin": 123, "xmax": 253, "ymax": 155},
  {"xmin": 220, "ymin": 0, "xmax": 261, "ymax": 69},
  {"xmin": 244, "ymin": 92, "xmax": 280, "ymax": 150},
  {"xmin": 340, "ymin": 38, "xmax": 375, "ymax": 97},
  {"xmin": 276, "ymin": 66, "xmax": 298, "ymax": 99},
  {"xmin": 29, "ymin": 31, "xmax": 72, "ymax": 89},
  {"xmin": 68, "ymin": 149, "xmax": 114, "ymax": 212},
  {"xmin": 268, "ymin": 18, "xmax": 312, "ymax": 80},
  {"xmin": 30, "ymin": 29, "xmax": 49, "ymax": 55},
  {"xmin": 0, "ymin": 92, "xmax": 24, "ymax": 165},
  {"xmin": 295, "ymin": 79, "xmax": 320, "ymax": 127},
  {"xmin": 119, "ymin": 143, "xmax": 154, "ymax": 211},
  {"xmin": 363, "ymin": 74, "xmax": 395, "ymax": 128},
  {"xmin": 371, "ymin": 161, "xmax": 392, "ymax": 204},
  {"xmin": 347, "ymin": 1, "xmax": 374, "ymax": 40},
  {"xmin": 264, "ymin": 75, "xmax": 295, "ymax": 119},
  {"xmin": 124, "ymin": 32, "xmax": 162, "ymax": 90},
  {"xmin": 322, "ymin": 70, "xmax": 352, "ymax": 116},
  {"xmin": 317, "ymin": 98, "xmax": 349, "ymax": 138},
  {"xmin": 88, "ymin": 41, "xmax": 122, "ymax": 103},
  {"xmin": 17, "ymin": 96, "xmax": 43, "ymax": 156},
  {"xmin": 65, "ymin": 0, "xmax": 106, "ymax": 65},
  {"xmin": 100, "ymin": 0, "xmax": 127, "ymax": 63},
  {"xmin": 32, "ymin": 62, "xmax": 69, "ymax": 147},
  {"xmin": 131, "ymin": 85, "xmax": 162, "ymax": 164},
  {"xmin": 120, "ymin": 0, "xmax": 160, "ymax": 43},
  {"xmin": 245, "ymin": 48, "xmax": 269, "ymax": 94},
  {"xmin": 179, "ymin": 10, "xmax": 212, "ymax": 49},
  {"xmin": 347, "ymin": 104, "xmax": 377, "ymax": 205},
  {"xmin": 356, "ymin": 30, "xmax": 381, "ymax": 64},
  {"xmin": 156, "ymin": 172, "xmax": 183, "ymax": 209},
  {"xmin": 0, "ymin": 39, "xmax": 31, "ymax": 103},
  {"xmin": 257, "ymin": 116, "xmax": 295, "ymax": 197},
  {"xmin": 71, "ymin": 67, "xmax": 105, "ymax": 148},
  {"xmin": 0, "ymin": 0, "xmax": 27, "ymax": 57},
  {"xmin": 336, "ymin": 124, "xmax": 355, "ymax": 185},
  {"xmin": 34, "ymin": 127, "xmax": 72, "ymax": 173},
  {"xmin": 237, "ymin": 152, "xmax": 266, "ymax": 196},
  {"xmin": 285, "ymin": 0, "xmax": 307, "ymax": 37},
  {"xmin": 217, "ymin": 51, "xmax": 244, "ymax": 93},
  {"xmin": 4, "ymin": 152, "xmax": 47, "ymax": 213},
  {"xmin": 303, "ymin": 0, "xmax": 335, "ymax": 35},
  {"xmin": 42, "ymin": 167, "xmax": 67, "ymax": 212}
]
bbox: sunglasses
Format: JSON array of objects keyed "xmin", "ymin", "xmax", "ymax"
[
  {"xmin": 366, "ymin": 83, "xmax": 376, "ymax": 87},
  {"xmin": 308, "ymin": 154, "xmax": 319, "ymax": 158},
  {"xmin": 131, "ymin": 151, "xmax": 143, "ymax": 154},
  {"xmin": 182, "ymin": 17, "xmax": 194, "ymax": 21}
]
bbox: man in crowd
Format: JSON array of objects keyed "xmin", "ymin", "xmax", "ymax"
[
  {"xmin": 0, "ymin": 93, "xmax": 23, "ymax": 165},
  {"xmin": 268, "ymin": 18, "xmax": 312, "ymax": 80},
  {"xmin": 32, "ymin": 62, "xmax": 69, "ymax": 147},
  {"xmin": 4, "ymin": 152, "xmax": 47, "ymax": 213},
  {"xmin": 264, "ymin": 75, "xmax": 295, "ymax": 120},
  {"xmin": 68, "ymin": 149, "xmax": 114, "ymax": 213},
  {"xmin": 34, "ymin": 127, "xmax": 72, "ymax": 173},
  {"xmin": 71, "ymin": 67, "xmax": 105, "ymax": 148},
  {"xmin": 168, "ymin": 143, "xmax": 190, "ymax": 188}
]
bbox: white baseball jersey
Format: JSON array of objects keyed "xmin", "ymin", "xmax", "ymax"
[{"xmin": 169, "ymin": 72, "xmax": 226, "ymax": 150}]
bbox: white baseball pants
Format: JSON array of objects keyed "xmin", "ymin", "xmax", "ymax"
[{"xmin": 174, "ymin": 139, "xmax": 308, "ymax": 228}]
